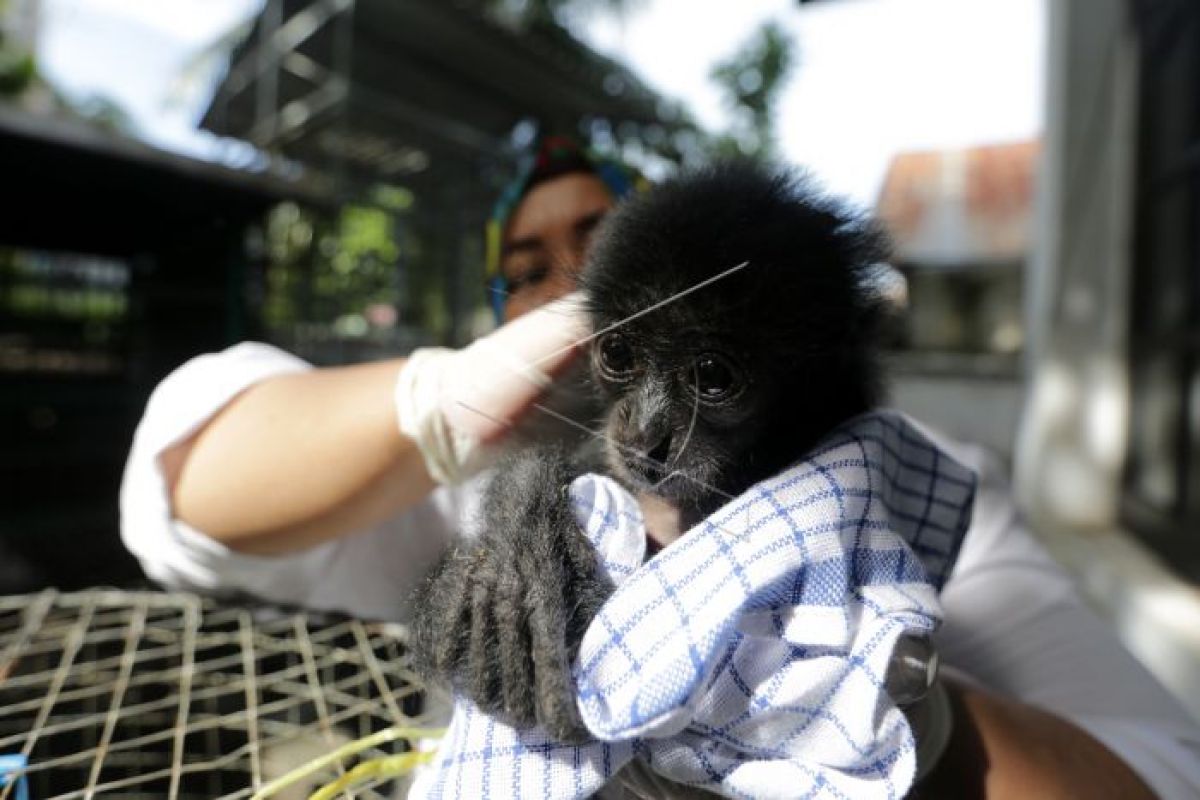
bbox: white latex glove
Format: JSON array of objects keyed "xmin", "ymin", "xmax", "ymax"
[{"xmin": 395, "ymin": 292, "xmax": 590, "ymax": 485}]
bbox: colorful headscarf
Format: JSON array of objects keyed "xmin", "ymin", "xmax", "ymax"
[{"xmin": 486, "ymin": 136, "xmax": 643, "ymax": 323}]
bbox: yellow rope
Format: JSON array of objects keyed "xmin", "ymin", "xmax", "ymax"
[
  {"xmin": 249, "ymin": 725, "xmax": 446, "ymax": 800},
  {"xmin": 307, "ymin": 751, "xmax": 435, "ymax": 800}
]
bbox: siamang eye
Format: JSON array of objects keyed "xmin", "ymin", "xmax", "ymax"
[
  {"xmin": 693, "ymin": 353, "xmax": 740, "ymax": 402},
  {"xmin": 597, "ymin": 333, "xmax": 636, "ymax": 380}
]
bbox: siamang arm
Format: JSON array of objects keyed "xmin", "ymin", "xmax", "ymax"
[{"xmin": 411, "ymin": 444, "xmax": 613, "ymax": 741}]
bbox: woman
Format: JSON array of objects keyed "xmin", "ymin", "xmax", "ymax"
[{"xmin": 121, "ymin": 139, "xmax": 1196, "ymax": 797}]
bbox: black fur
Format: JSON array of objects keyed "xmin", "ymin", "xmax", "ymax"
[{"xmin": 411, "ymin": 161, "xmax": 889, "ymax": 742}]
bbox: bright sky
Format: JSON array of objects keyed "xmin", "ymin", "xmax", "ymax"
[
  {"xmin": 580, "ymin": 0, "xmax": 1045, "ymax": 205},
  {"xmin": 35, "ymin": 0, "xmax": 1044, "ymax": 206},
  {"xmin": 37, "ymin": 0, "xmax": 263, "ymax": 157}
]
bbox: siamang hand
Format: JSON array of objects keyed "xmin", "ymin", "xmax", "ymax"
[{"xmin": 411, "ymin": 445, "xmax": 613, "ymax": 742}]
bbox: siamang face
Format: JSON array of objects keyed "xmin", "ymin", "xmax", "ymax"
[
  {"xmin": 581, "ymin": 161, "xmax": 886, "ymax": 516},
  {"xmin": 589, "ymin": 325, "xmax": 775, "ymax": 513}
]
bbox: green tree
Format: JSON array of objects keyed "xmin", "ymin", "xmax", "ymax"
[
  {"xmin": 0, "ymin": 0, "xmax": 36, "ymax": 98},
  {"xmin": 709, "ymin": 21, "xmax": 794, "ymax": 160},
  {"xmin": 263, "ymin": 199, "xmax": 412, "ymax": 329}
]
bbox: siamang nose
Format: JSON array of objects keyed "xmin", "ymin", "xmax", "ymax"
[
  {"xmin": 629, "ymin": 431, "xmax": 672, "ymax": 482},
  {"xmin": 621, "ymin": 380, "xmax": 673, "ymax": 482},
  {"xmin": 647, "ymin": 432, "xmax": 672, "ymax": 465}
]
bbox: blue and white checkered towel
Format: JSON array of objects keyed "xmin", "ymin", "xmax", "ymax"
[{"xmin": 411, "ymin": 411, "xmax": 976, "ymax": 799}]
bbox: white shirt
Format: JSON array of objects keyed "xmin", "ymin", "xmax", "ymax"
[
  {"xmin": 119, "ymin": 342, "xmax": 478, "ymax": 622},
  {"xmin": 120, "ymin": 342, "xmax": 1200, "ymax": 798}
]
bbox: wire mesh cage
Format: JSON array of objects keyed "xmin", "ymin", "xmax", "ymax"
[{"xmin": 0, "ymin": 590, "xmax": 439, "ymax": 799}]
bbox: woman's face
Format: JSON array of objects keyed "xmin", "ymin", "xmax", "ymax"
[{"xmin": 499, "ymin": 172, "xmax": 615, "ymax": 322}]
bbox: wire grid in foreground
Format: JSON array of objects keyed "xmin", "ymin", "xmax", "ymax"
[{"xmin": 0, "ymin": 589, "xmax": 437, "ymax": 800}]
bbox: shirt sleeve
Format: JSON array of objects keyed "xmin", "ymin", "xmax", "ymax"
[
  {"xmin": 936, "ymin": 436, "xmax": 1200, "ymax": 799},
  {"xmin": 119, "ymin": 342, "xmax": 462, "ymax": 622}
]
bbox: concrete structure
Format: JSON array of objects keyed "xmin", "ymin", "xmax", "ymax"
[
  {"xmin": 877, "ymin": 142, "xmax": 1039, "ymax": 458},
  {"xmin": 1018, "ymin": 0, "xmax": 1200, "ymax": 720}
]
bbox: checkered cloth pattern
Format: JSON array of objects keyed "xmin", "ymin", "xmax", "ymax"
[{"xmin": 410, "ymin": 411, "xmax": 976, "ymax": 800}]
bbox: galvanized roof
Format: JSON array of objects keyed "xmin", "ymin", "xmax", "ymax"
[{"xmin": 876, "ymin": 140, "xmax": 1040, "ymax": 268}]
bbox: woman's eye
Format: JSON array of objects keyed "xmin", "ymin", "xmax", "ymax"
[
  {"xmin": 597, "ymin": 333, "xmax": 636, "ymax": 379},
  {"xmin": 506, "ymin": 265, "xmax": 549, "ymax": 294},
  {"xmin": 693, "ymin": 353, "xmax": 740, "ymax": 401}
]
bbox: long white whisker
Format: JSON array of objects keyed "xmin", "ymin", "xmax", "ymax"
[
  {"xmin": 474, "ymin": 260, "xmax": 751, "ymax": 407},
  {"xmin": 449, "ymin": 262, "xmax": 758, "ymax": 520},
  {"xmin": 452, "ymin": 398, "xmax": 515, "ymax": 432},
  {"xmin": 451, "ymin": 397, "xmax": 734, "ymax": 502},
  {"xmin": 451, "ymin": 398, "xmax": 746, "ymax": 542},
  {"xmin": 526, "ymin": 401, "xmax": 735, "ymax": 502},
  {"xmin": 650, "ymin": 469, "xmax": 684, "ymax": 492},
  {"xmin": 670, "ymin": 366, "xmax": 702, "ymax": 469},
  {"xmin": 531, "ymin": 260, "xmax": 750, "ymax": 369}
]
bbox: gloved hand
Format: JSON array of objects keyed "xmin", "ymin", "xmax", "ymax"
[{"xmin": 394, "ymin": 292, "xmax": 591, "ymax": 485}]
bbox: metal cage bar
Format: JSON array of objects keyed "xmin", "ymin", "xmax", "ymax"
[{"xmin": 0, "ymin": 590, "xmax": 433, "ymax": 800}]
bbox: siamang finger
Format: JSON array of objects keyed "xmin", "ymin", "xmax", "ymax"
[
  {"xmin": 523, "ymin": 546, "xmax": 584, "ymax": 741},
  {"xmin": 556, "ymin": 522, "xmax": 613, "ymax": 654},
  {"xmin": 418, "ymin": 549, "xmax": 473, "ymax": 677},
  {"xmin": 466, "ymin": 567, "xmax": 503, "ymax": 713},
  {"xmin": 495, "ymin": 562, "xmax": 536, "ymax": 726}
]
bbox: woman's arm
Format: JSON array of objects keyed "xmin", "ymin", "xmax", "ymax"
[
  {"xmin": 920, "ymin": 679, "xmax": 1155, "ymax": 799},
  {"xmin": 164, "ymin": 295, "xmax": 590, "ymax": 557},
  {"xmin": 925, "ymin": 430, "xmax": 1199, "ymax": 798},
  {"xmin": 166, "ymin": 358, "xmax": 436, "ymax": 556}
]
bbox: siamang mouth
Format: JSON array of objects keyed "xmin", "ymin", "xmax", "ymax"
[
  {"xmin": 618, "ymin": 460, "xmax": 710, "ymax": 507},
  {"xmin": 645, "ymin": 537, "xmax": 664, "ymax": 558},
  {"xmin": 642, "ymin": 472, "xmax": 692, "ymax": 499}
]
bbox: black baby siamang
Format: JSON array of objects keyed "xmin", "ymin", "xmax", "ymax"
[{"xmin": 412, "ymin": 161, "xmax": 888, "ymax": 742}]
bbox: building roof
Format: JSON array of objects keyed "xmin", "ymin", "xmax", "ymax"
[
  {"xmin": 200, "ymin": 0, "xmax": 690, "ymax": 189},
  {"xmin": 876, "ymin": 139, "xmax": 1040, "ymax": 268},
  {"xmin": 0, "ymin": 104, "xmax": 326, "ymax": 256}
]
